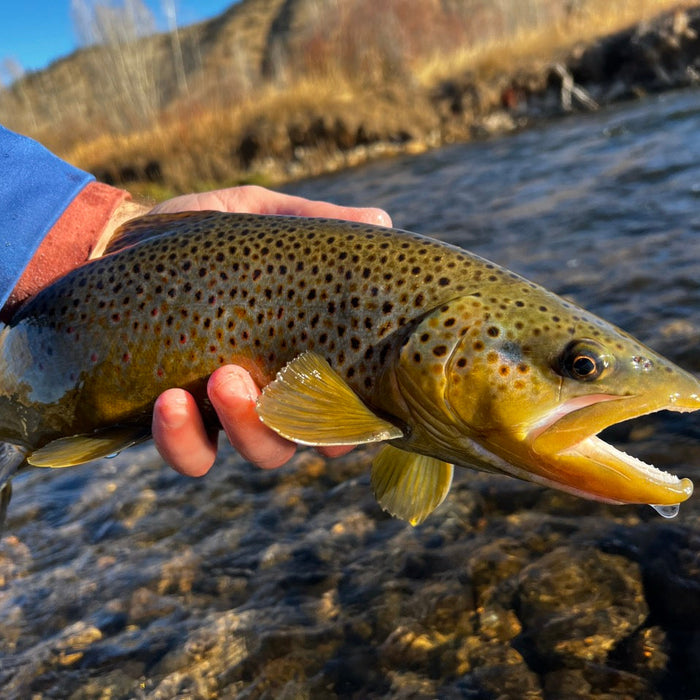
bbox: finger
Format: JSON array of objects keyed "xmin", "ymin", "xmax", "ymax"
[
  {"xmin": 208, "ymin": 365, "xmax": 297, "ymax": 470},
  {"xmin": 151, "ymin": 186, "xmax": 392, "ymax": 228},
  {"xmin": 152, "ymin": 389, "xmax": 218, "ymax": 477},
  {"xmin": 240, "ymin": 186, "xmax": 393, "ymax": 227},
  {"xmin": 317, "ymin": 445, "xmax": 356, "ymax": 458}
]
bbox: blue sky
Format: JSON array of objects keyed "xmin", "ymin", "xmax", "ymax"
[{"xmin": 0, "ymin": 1, "xmax": 236, "ymax": 76}]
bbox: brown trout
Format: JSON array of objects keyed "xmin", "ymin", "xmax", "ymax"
[{"xmin": 0, "ymin": 212, "xmax": 698, "ymax": 524}]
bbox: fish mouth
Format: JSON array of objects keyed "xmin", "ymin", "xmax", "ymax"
[{"xmin": 527, "ymin": 392, "xmax": 699, "ymax": 507}]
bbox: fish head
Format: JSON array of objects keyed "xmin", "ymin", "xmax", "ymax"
[{"xmin": 396, "ymin": 289, "xmax": 699, "ymax": 509}]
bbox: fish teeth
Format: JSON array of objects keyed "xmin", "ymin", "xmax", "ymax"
[{"xmin": 592, "ymin": 437, "xmax": 681, "ymax": 484}]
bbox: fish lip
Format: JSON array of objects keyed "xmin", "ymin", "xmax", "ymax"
[
  {"xmin": 528, "ymin": 393, "xmax": 622, "ymax": 446},
  {"xmin": 530, "ymin": 391, "xmax": 700, "ymax": 453},
  {"xmin": 526, "ymin": 391, "xmax": 698, "ymax": 506}
]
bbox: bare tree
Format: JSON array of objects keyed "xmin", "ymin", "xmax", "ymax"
[
  {"xmin": 70, "ymin": 0, "xmax": 161, "ymax": 132},
  {"xmin": 0, "ymin": 58, "xmax": 38, "ymax": 130},
  {"xmin": 162, "ymin": 0, "xmax": 188, "ymax": 94}
]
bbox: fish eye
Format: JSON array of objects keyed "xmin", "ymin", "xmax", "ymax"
[{"xmin": 558, "ymin": 340, "xmax": 609, "ymax": 382}]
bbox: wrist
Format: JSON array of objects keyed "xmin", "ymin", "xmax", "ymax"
[{"xmin": 1, "ymin": 182, "xmax": 140, "ymax": 320}]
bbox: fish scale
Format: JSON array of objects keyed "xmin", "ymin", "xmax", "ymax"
[
  {"xmin": 0, "ymin": 211, "xmax": 698, "ymax": 524},
  {"xmin": 7, "ymin": 213, "xmax": 518, "ymax": 424}
]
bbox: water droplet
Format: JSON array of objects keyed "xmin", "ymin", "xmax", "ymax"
[
  {"xmin": 106, "ymin": 452, "xmax": 121, "ymax": 459},
  {"xmin": 650, "ymin": 503, "xmax": 680, "ymax": 519}
]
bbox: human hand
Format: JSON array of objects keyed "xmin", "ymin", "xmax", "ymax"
[{"xmin": 148, "ymin": 186, "xmax": 392, "ymax": 477}]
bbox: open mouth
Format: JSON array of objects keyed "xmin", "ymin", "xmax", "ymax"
[{"xmin": 526, "ymin": 393, "xmax": 698, "ymax": 510}]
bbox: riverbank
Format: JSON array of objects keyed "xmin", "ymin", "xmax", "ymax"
[{"xmin": 56, "ymin": 3, "xmax": 700, "ymax": 199}]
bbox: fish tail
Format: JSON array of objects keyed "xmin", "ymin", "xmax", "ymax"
[{"xmin": 0, "ymin": 442, "xmax": 27, "ymax": 529}]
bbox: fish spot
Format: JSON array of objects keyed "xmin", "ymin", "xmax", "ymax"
[
  {"xmin": 499, "ymin": 366, "xmax": 510, "ymax": 376},
  {"xmin": 456, "ymin": 357, "xmax": 468, "ymax": 368},
  {"xmin": 473, "ymin": 340, "xmax": 484, "ymax": 351},
  {"xmin": 433, "ymin": 345, "xmax": 448, "ymax": 357},
  {"xmin": 487, "ymin": 326, "xmax": 500, "ymax": 337}
]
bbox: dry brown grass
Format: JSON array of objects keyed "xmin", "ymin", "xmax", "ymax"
[
  {"xmin": 48, "ymin": 0, "xmax": 700, "ymax": 195},
  {"xmin": 415, "ymin": 0, "xmax": 699, "ymax": 85}
]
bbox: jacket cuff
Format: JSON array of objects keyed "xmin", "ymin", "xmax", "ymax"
[{"xmin": 2, "ymin": 182, "xmax": 130, "ymax": 320}]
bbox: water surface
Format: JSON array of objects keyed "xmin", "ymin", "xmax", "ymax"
[{"xmin": 2, "ymin": 89, "xmax": 700, "ymax": 699}]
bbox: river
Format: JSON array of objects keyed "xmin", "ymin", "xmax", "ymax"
[{"xmin": 1, "ymin": 89, "xmax": 699, "ymax": 699}]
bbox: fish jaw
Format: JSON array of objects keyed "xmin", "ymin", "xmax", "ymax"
[{"xmin": 525, "ymin": 388, "xmax": 700, "ymax": 506}]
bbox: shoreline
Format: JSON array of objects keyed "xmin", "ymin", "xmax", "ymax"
[{"xmin": 66, "ymin": 5, "xmax": 700, "ymax": 197}]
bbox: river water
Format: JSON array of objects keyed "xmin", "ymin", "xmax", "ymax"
[{"xmin": 1, "ymin": 90, "xmax": 700, "ymax": 698}]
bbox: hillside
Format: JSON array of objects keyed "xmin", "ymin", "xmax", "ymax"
[{"xmin": 1, "ymin": 0, "xmax": 699, "ymax": 197}]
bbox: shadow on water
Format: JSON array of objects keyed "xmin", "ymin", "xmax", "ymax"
[{"xmin": 1, "ymin": 89, "xmax": 700, "ymax": 698}]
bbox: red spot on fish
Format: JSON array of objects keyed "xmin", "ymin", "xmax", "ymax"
[
  {"xmin": 151, "ymin": 308, "xmax": 159, "ymax": 317},
  {"xmin": 179, "ymin": 333, "xmax": 188, "ymax": 344},
  {"xmin": 156, "ymin": 367, "xmax": 164, "ymax": 378},
  {"xmin": 122, "ymin": 352, "xmax": 131, "ymax": 363},
  {"xmin": 90, "ymin": 352, "xmax": 98, "ymax": 363}
]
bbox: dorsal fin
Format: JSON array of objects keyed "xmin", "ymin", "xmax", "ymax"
[{"xmin": 103, "ymin": 211, "xmax": 221, "ymax": 255}]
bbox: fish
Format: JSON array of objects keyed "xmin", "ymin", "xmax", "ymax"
[{"xmin": 0, "ymin": 211, "xmax": 698, "ymax": 525}]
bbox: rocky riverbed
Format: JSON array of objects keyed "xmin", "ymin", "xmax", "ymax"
[{"xmin": 2, "ymin": 430, "xmax": 700, "ymax": 698}]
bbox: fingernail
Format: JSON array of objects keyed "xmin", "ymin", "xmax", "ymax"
[
  {"xmin": 370, "ymin": 209, "xmax": 392, "ymax": 227},
  {"xmin": 157, "ymin": 392, "xmax": 188, "ymax": 429},
  {"xmin": 213, "ymin": 366, "xmax": 258, "ymax": 403}
]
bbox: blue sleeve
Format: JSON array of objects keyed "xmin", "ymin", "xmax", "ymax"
[{"xmin": 0, "ymin": 126, "xmax": 95, "ymax": 308}]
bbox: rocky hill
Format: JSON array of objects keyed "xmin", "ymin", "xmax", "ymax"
[{"xmin": 2, "ymin": 0, "xmax": 700, "ymax": 194}]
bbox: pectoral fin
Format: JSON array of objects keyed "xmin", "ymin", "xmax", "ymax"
[
  {"xmin": 27, "ymin": 426, "xmax": 151, "ymax": 468},
  {"xmin": 371, "ymin": 444, "xmax": 454, "ymax": 525},
  {"xmin": 0, "ymin": 443, "xmax": 28, "ymax": 529},
  {"xmin": 257, "ymin": 351, "xmax": 403, "ymax": 445}
]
